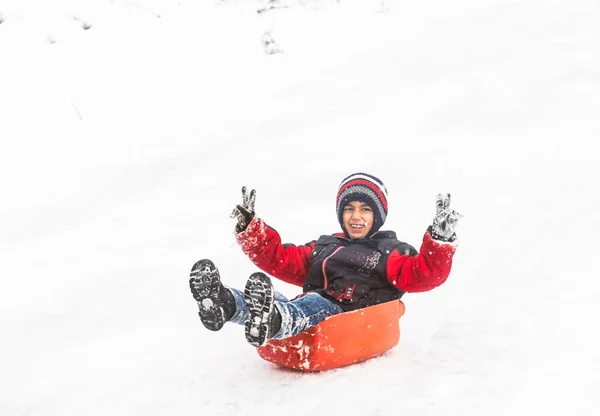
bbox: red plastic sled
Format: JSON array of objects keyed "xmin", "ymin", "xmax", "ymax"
[{"xmin": 256, "ymin": 300, "xmax": 406, "ymax": 371}]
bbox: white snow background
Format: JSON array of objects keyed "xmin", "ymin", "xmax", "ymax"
[{"xmin": 1, "ymin": 0, "xmax": 599, "ymax": 415}]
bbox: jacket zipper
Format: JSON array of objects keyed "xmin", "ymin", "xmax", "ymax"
[{"xmin": 322, "ymin": 246, "xmax": 343, "ymax": 289}]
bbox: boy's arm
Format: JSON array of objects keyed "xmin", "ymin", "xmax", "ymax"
[
  {"xmin": 236, "ymin": 217, "xmax": 314, "ymax": 287},
  {"xmin": 386, "ymin": 231, "xmax": 457, "ymax": 292},
  {"xmin": 387, "ymin": 193, "xmax": 461, "ymax": 292}
]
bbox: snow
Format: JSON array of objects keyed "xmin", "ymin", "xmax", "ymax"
[{"xmin": 1, "ymin": 0, "xmax": 599, "ymax": 415}]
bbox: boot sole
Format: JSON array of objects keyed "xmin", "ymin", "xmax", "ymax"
[
  {"xmin": 244, "ymin": 272, "xmax": 275, "ymax": 347},
  {"xmin": 189, "ymin": 259, "xmax": 225, "ymax": 331}
]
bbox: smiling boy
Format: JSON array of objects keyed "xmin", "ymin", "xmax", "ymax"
[{"xmin": 190, "ymin": 172, "xmax": 461, "ymax": 347}]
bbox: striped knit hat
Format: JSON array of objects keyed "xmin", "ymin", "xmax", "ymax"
[{"xmin": 336, "ymin": 172, "xmax": 388, "ymax": 236}]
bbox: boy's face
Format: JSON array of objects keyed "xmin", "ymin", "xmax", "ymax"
[{"xmin": 342, "ymin": 201, "xmax": 374, "ymax": 239}]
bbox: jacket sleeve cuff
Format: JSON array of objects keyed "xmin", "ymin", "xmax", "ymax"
[
  {"xmin": 424, "ymin": 229, "xmax": 459, "ymax": 251},
  {"xmin": 426, "ymin": 225, "xmax": 459, "ymax": 248},
  {"xmin": 235, "ymin": 217, "xmax": 267, "ymax": 254}
]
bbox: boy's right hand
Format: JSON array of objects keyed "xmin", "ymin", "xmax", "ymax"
[{"xmin": 230, "ymin": 186, "xmax": 256, "ymax": 233}]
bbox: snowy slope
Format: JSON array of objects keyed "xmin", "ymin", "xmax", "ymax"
[{"xmin": 1, "ymin": 0, "xmax": 599, "ymax": 415}]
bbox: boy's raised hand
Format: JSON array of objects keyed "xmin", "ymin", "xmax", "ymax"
[
  {"xmin": 430, "ymin": 193, "xmax": 462, "ymax": 242},
  {"xmin": 230, "ymin": 186, "xmax": 256, "ymax": 233}
]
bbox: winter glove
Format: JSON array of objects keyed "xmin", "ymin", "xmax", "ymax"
[
  {"xmin": 430, "ymin": 193, "xmax": 463, "ymax": 242},
  {"xmin": 230, "ymin": 186, "xmax": 256, "ymax": 233}
]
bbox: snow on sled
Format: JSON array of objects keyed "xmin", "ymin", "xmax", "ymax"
[{"xmin": 257, "ymin": 300, "xmax": 406, "ymax": 371}]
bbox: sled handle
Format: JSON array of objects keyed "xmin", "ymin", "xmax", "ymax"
[{"xmin": 397, "ymin": 300, "xmax": 406, "ymax": 319}]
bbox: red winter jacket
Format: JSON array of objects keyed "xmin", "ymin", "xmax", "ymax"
[{"xmin": 236, "ymin": 217, "xmax": 457, "ymax": 311}]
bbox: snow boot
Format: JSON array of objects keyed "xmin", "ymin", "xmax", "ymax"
[
  {"xmin": 189, "ymin": 259, "xmax": 236, "ymax": 331},
  {"xmin": 243, "ymin": 272, "xmax": 282, "ymax": 347}
]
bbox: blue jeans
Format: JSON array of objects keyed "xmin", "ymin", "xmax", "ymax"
[{"xmin": 227, "ymin": 287, "xmax": 344, "ymax": 340}]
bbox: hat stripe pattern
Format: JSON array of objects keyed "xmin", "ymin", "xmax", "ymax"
[
  {"xmin": 336, "ymin": 173, "xmax": 389, "ymax": 234},
  {"xmin": 338, "ymin": 173, "xmax": 388, "ymax": 199}
]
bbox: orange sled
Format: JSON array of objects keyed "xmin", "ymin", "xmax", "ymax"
[{"xmin": 256, "ymin": 300, "xmax": 406, "ymax": 371}]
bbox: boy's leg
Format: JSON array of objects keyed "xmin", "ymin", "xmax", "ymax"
[
  {"xmin": 189, "ymin": 259, "xmax": 236, "ymax": 331},
  {"xmin": 227, "ymin": 287, "xmax": 288, "ymax": 325},
  {"xmin": 273, "ymin": 293, "xmax": 344, "ymax": 340},
  {"xmin": 196, "ymin": 268, "xmax": 344, "ymax": 346},
  {"xmin": 243, "ymin": 272, "xmax": 282, "ymax": 347},
  {"xmin": 241, "ymin": 272, "xmax": 345, "ymax": 346}
]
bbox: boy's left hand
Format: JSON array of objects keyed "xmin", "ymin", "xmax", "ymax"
[{"xmin": 430, "ymin": 193, "xmax": 462, "ymax": 242}]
